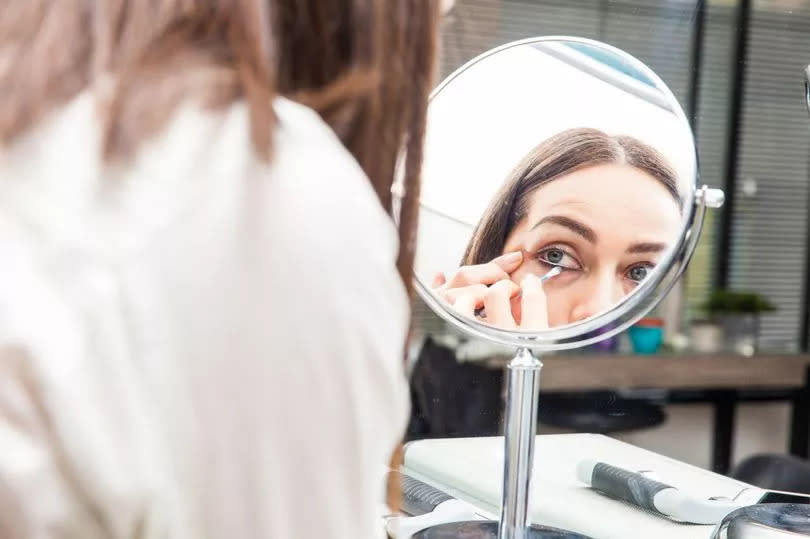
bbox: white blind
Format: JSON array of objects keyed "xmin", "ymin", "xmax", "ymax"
[
  {"xmin": 684, "ymin": 1, "xmax": 737, "ymax": 323},
  {"xmin": 727, "ymin": 0, "xmax": 810, "ymax": 350}
]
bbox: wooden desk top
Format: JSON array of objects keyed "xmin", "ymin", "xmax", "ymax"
[{"xmin": 538, "ymin": 353, "xmax": 810, "ymax": 391}]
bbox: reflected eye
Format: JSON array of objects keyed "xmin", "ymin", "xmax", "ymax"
[
  {"xmin": 626, "ymin": 264, "xmax": 653, "ymax": 284},
  {"xmin": 537, "ymin": 247, "xmax": 581, "ymax": 271}
]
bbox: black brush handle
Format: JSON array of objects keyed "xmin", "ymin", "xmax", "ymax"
[{"xmin": 590, "ymin": 462, "xmax": 671, "ymax": 513}]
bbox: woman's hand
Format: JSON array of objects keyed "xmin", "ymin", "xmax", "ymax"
[
  {"xmin": 431, "ymin": 251, "xmax": 523, "ymax": 289},
  {"xmin": 432, "ymin": 252, "xmax": 549, "ymax": 331}
]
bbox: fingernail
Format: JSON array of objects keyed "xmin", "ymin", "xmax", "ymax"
[
  {"xmin": 521, "ymin": 273, "xmax": 541, "ymax": 292},
  {"xmin": 503, "ymin": 251, "xmax": 522, "ymax": 263}
]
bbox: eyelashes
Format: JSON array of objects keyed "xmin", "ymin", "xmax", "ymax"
[
  {"xmin": 531, "ymin": 244, "xmax": 656, "ymax": 285},
  {"xmin": 625, "ymin": 263, "xmax": 654, "ymax": 283},
  {"xmin": 535, "ymin": 245, "xmax": 581, "ymax": 271}
]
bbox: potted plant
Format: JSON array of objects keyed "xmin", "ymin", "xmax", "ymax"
[
  {"xmin": 699, "ymin": 290, "xmax": 775, "ymax": 355},
  {"xmin": 689, "ymin": 317, "xmax": 724, "ymax": 354}
]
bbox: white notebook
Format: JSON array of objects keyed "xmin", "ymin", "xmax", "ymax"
[{"xmin": 402, "ymin": 434, "xmax": 761, "ymax": 539}]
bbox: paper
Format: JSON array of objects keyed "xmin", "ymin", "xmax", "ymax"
[{"xmin": 402, "ymin": 434, "xmax": 762, "ymax": 539}]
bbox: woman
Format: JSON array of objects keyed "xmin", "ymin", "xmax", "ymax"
[
  {"xmin": 0, "ymin": 1, "xmax": 438, "ymax": 538},
  {"xmin": 434, "ymin": 127, "xmax": 683, "ymax": 330},
  {"xmin": 409, "ymin": 127, "xmax": 682, "ymax": 438}
]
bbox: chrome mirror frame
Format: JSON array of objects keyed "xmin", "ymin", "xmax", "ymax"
[{"xmin": 409, "ymin": 36, "xmax": 724, "ymax": 352}]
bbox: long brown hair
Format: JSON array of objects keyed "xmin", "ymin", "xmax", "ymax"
[
  {"xmin": 0, "ymin": 0, "xmax": 438, "ymax": 289},
  {"xmin": 0, "ymin": 0, "xmax": 439, "ymax": 513},
  {"xmin": 462, "ymin": 127, "xmax": 681, "ymax": 266}
]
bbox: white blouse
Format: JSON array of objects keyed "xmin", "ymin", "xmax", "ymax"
[{"xmin": 0, "ymin": 94, "xmax": 409, "ymax": 538}]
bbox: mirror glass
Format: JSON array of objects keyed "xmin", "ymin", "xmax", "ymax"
[{"xmin": 415, "ymin": 38, "xmax": 697, "ymax": 336}]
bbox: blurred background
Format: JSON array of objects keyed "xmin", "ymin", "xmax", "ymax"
[{"xmin": 413, "ymin": 0, "xmax": 810, "ymax": 483}]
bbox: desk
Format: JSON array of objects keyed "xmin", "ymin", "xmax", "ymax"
[{"xmin": 536, "ymin": 353, "xmax": 810, "ymax": 474}]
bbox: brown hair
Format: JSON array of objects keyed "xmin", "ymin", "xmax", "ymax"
[
  {"xmin": 462, "ymin": 127, "xmax": 681, "ymax": 266},
  {"xmin": 0, "ymin": 0, "xmax": 439, "ymax": 513},
  {"xmin": 0, "ymin": 0, "xmax": 438, "ymax": 290}
]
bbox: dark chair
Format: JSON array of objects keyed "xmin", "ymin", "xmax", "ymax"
[
  {"xmin": 407, "ymin": 337, "xmax": 667, "ymax": 440},
  {"xmin": 407, "ymin": 337, "xmax": 505, "ymax": 441},
  {"xmin": 730, "ymin": 453, "xmax": 810, "ymax": 494}
]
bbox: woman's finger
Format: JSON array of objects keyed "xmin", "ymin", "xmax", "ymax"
[
  {"xmin": 451, "ymin": 284, "xmax": 489, "ymax": 317},
  {"xmin": 432, "ymin": 272, "xmax": 447, "ymax": 288},
  {"xmin": 483, "ymin": 279, "xmax": 519, "ymax": 329},
  {"xmin": 441, "ymin": 283, "xmax": 487, "ymax": 304},
  {"xmin": 490, "ymin": 251, "xmax": 524, "ymax": 273},
  {"xmin": 519, "ymin": 273, "xmax": 550, "ymax": 331},
  {"xmin": 445, "ymin": 251, "xmax": 523, "ymax": 288}
]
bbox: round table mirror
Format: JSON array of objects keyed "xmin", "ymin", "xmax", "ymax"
[
  {"xmin": 412, "ymin": 520, "xmax": 592, "ymax": 539},
  {"xmin": 396, "ymin": 36, "xmax": 724, "ymax": 539},
  {"xmin": 412, "ymin": 36, "xmax": 724, "ymax": 350}
]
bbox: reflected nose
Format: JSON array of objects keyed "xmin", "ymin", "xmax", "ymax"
[{"xmin": 570, "ymin": 273, "xmax": 625, "ymax": 323}]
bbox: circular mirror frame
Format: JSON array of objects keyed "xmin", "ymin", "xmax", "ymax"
[{"xmin": 410, "ymin": 36, "xmax": 720, "ymax": 352}]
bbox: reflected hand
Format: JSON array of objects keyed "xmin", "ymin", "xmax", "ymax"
[
  {"xmin": 432, "ymin": 251, "xmax": 523, "ymax": 289},
  {"xmin": 432, "ymin": 252, "xmax": 550, "ymax": 330}
]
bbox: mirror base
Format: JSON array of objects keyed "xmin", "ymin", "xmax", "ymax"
[{"xmin": 411, "ymin": 520, "xmax": 592, "ymax": 538}]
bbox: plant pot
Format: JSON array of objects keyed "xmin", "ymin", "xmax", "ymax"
[
  {"xmin": 628, "ymin": 318, "xmax": 664, "ymax": 355},
  {"xmin": 716, "ymin": 313, "xmax": 760, "ymax": 356},
  {"xmin": 690, "ymin": 321, "xmax": 723, "ymax": 354}
]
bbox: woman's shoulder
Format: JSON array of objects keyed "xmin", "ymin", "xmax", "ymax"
[
  {"xmin": 270, "ymin": 97, "xmax": 386, "ymax": 217},
  {"xmin": 261, "ymin": 97, "xmax": 400, "ymax": 260}
]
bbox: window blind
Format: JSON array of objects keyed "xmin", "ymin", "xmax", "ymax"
[
  {"xmin": 727, "ymin": 0, "xmax": 810, "ymax": 350},
  {"xmin": 683, "ymin": 1, "xmax": 737, "ymax": 323}
]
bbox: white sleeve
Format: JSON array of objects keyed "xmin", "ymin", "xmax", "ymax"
[{"xmin": 0, "ymin": 347, "xmax": 103, "ymax": 539}]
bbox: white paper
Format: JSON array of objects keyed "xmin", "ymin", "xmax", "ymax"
[{"xmin": 402, "ymin": 434, "xmax": 762, "ymax": 539}]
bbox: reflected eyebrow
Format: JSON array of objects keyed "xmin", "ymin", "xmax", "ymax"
[
  {"xmin": 530, "ymin": 215, "xmax": 597, "ymax": 243},
  {"xmin": 627, "ymin": 242, "xmax": 668, "ymax": 254}
]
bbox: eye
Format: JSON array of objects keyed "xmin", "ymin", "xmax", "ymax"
[
  {"xmin": 626, "ymin": 264, "xmax": 653, "ymax": 284},
  {"xmin": 536, "ymin": 246, "xmax": 581, "ymax": 271}
]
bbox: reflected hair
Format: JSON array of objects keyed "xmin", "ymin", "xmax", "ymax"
[{"xmin": 462, "ymin": 127, "xmax": 681, "ymax": 266}]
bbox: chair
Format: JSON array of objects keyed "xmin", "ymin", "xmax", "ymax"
[{"xmin": 730, "ymin": 453, "xmax": 810, "ymax": 494}]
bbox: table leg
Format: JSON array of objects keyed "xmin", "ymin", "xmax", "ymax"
[
  {"xmin": 789, "ymin": 366, "xmax": 810, "ymax": 459},
  {"xmin": 711, "ymin": 390, "xmax": 737, "ymax": 475}
]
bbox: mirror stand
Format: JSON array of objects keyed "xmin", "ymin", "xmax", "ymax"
[{"xmin": 500, "ymin": 347, "xmax": 543, "ymax": 539}]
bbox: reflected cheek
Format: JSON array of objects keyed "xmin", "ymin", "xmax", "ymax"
[
  {"xmin": 622, "ymin": 281, "xmax": 637, "ymax": 297},
  {"xmin": 543, "ymin": 287, "xmax": 571, "ymax": 327}
]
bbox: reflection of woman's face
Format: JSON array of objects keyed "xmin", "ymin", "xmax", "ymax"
[{"xmin": 503, "ymin": 163, "xmax": 681, "ymax": 327}]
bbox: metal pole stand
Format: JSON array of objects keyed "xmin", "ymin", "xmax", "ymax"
[{"xmin": 499, "ymin": 347, "xmax": 542, "ymax": 539}]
